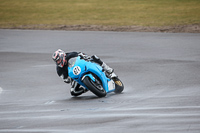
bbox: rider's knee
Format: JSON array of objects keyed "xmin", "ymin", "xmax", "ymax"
[{"xmin": 70, "ymin": 86, "xmax": 85, "ymax": 96}]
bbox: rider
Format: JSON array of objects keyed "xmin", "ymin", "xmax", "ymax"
[{"xmin": 52, "ymin": 49, "xmax": 115, "ymax": 97}]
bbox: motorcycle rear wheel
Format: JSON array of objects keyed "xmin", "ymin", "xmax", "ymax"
[
  {"xmin": 113, "ymin": 77, "xmax": 124, "ymax": 94},
  {"xmin": 83, "ymin": 76, "xmax": 106, "ymax": 97}
]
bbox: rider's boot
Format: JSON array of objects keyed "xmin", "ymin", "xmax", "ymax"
[{"xmin": 101, "ymin": 62, "xmax": 118, "ymax": 78}]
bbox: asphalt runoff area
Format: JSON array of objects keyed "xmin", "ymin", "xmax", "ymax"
[{"xmin": 0, "ymin": 29, "xmax": 200, "ymax": 133}]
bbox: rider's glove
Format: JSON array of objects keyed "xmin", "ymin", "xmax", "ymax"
[{"xmin": 64, "ymin": 77, "xmax": 71, "ymax": 84}]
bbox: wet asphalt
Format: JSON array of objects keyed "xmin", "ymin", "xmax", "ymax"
[{"xmin": 0, "ymin": 29, "xmax": 200, "ymax": 133}]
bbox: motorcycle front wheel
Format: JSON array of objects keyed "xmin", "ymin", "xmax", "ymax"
[{"xmin": 83, "ymin": 76, "xmax": 106, "ymax": 97}]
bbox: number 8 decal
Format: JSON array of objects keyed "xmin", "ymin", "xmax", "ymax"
[{"xmin": 73, "ymin": 66, "xmax": 81, "ymax": 75}]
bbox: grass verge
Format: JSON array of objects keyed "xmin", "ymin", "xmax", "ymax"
[{"xmin": 0, "ymin": 0, "xmax": 200, "ymax": 32}]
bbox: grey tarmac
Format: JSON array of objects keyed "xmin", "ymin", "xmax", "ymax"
[{"xmin": 0, "ymin": 29, "xmax": 200, "ymax": 133}]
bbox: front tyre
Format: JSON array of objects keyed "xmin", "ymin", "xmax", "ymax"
[{"xmin": 83, "ymin": 76, "xmax": 106, "ymax": 97}]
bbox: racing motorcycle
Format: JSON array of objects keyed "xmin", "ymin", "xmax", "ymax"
[{"xmin": 68, "ymin": 56, "xmax": 124, "ymax": 97}]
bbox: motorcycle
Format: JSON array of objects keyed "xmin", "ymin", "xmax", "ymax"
[{"xmin": 68, "ymin": 56, "xmax": 124, "ymax": 97}]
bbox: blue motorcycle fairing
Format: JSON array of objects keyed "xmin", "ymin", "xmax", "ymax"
[
  {"xmin": 82, "ymin": 73, "xmax": 95, "ymax": 82},
  {"xmin": 68, "ymin": 56, "xmax": 114, "ymax": 93}
]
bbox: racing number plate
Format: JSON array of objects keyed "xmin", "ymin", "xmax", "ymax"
[{"xmin": 73, "ymin": 66, "xmax": 81, "ymax": 75}]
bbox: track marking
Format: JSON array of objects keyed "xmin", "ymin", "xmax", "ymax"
[
  {"xmin": 45, "ymin": 101, "xmax": 55, "ymax": 105},
  {"xmin": 0, "ymin": 87, "xmax": 3, "ymax": 94}
]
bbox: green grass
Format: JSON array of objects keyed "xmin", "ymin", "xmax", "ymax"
[{"xmin": 0, "ymin": 0, "xmax": 200, "ymax": 28}]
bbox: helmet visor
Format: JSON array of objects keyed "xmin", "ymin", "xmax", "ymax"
[
  {"xmin": 56, "ymin": 58, "xmax": 64, "ymax": 67},
  {"xmin": 56, "ymin": 59, "xmax": 62, "ymax": 65}
]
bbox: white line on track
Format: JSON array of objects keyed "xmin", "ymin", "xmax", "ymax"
[{"xmin": 0, "ymin": 87, "xmax": 3, "ymax": 94}]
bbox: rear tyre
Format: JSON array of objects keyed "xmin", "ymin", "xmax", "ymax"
[
  {"xmin": 113, "ymin": 77, "xmax": 124, "ymax": 93},
  {"xmin": 83, "ymin": 76, "xmax": 106, "ymax": 97}
]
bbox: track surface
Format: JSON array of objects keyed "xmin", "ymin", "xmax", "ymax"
[{"xmin": 0, "ymin": 29, "xmax": 200, "ymax": 133}]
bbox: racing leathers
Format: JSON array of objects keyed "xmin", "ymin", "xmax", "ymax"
[{"xmin": 56, "ymin": 52, "xmax": 113, "ymax": 96}]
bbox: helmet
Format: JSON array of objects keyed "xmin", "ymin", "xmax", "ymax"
[{"xmin": 52, "ymin": 49, "xmax": 66, "ymax": 68}]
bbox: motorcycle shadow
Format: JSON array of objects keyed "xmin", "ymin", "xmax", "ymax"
[
  {"xmin": 70, "ymin": 95, "xmax": 99, "ymax": 100},
  {"xmin": 69, "ymin": 92, "xmax": 122, "ymax": 101}
]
